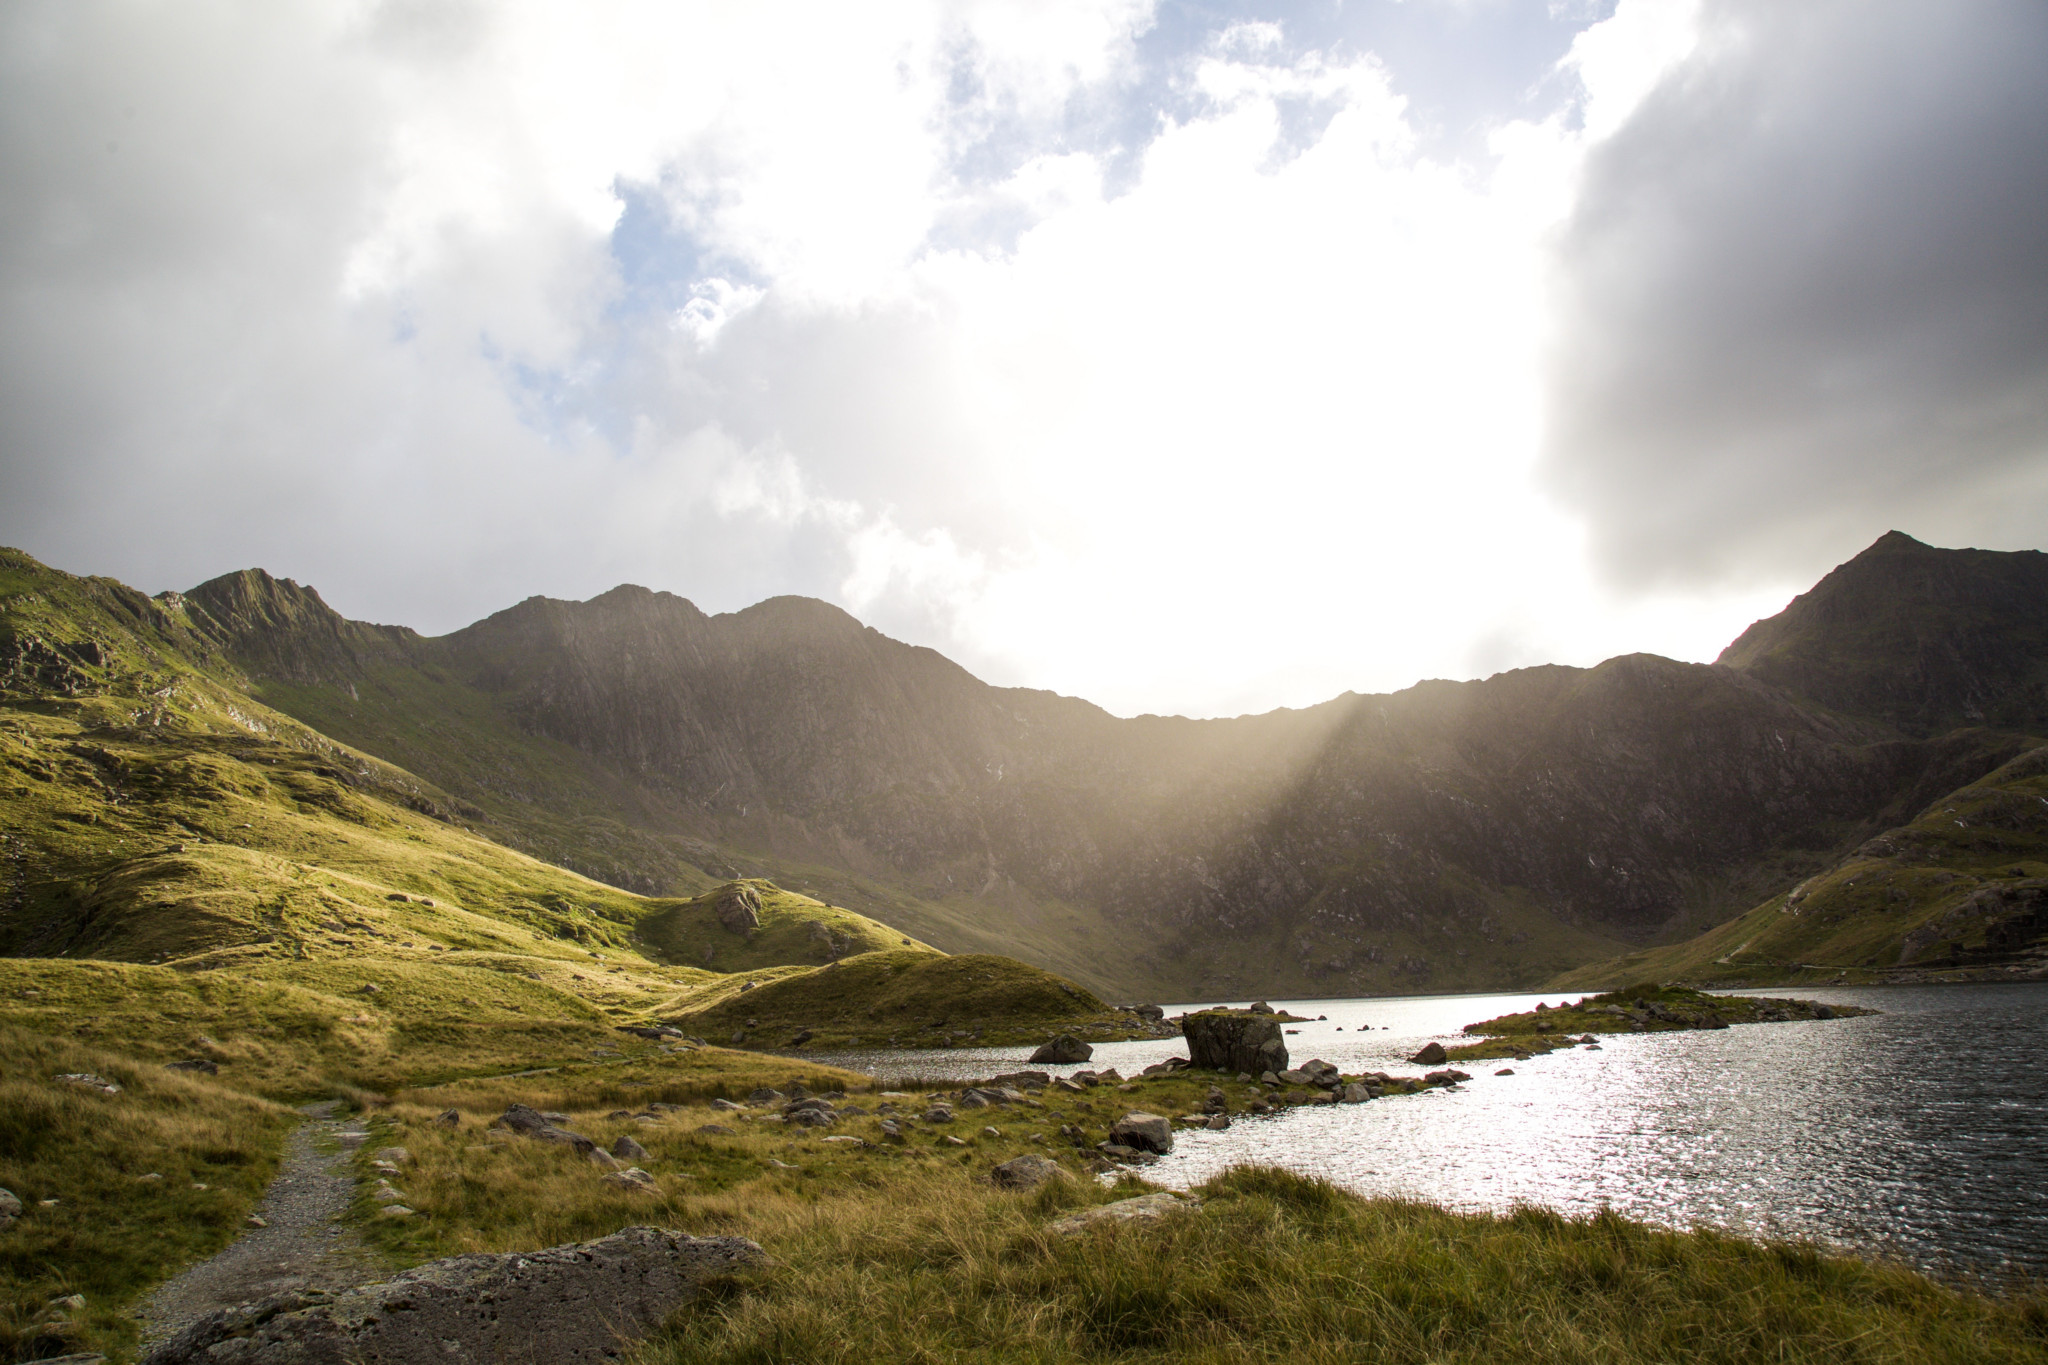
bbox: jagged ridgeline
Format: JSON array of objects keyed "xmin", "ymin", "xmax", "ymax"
[
  {"xmin": 0, "ymin": 549, "xmax": 1129, "ymax": 1092},
  {"xmin": 7, "ymin": 529, "xmax": 2048, "ymax": 1002}
]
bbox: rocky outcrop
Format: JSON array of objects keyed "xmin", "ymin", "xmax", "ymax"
[
  {"xmin": 713, "ymin": 883, "xmax": 762, "ymax": 934},
  {"xmin": 138, "ymin": 1227, "xmax": 764, "ymax": 1365},
  {"xmin": 1182, "ymin": 1010, "xmax": 1287, "ymax": 1075},
  {"xmin": 1029, "ymin": 1034, "xmax": 1092, "ymax": 1064},
  {"xmin": 990, "ymin": 1155, "xmax": 1069, "ymax": 1190},
  {"xmin": 1049, "ymin": 1192, "xmax": 1198, "ymax": 1235}
]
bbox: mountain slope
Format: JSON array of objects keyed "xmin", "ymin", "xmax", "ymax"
[
  {"xmin": 157, "ymin": 535, "xmax": 2046, "ymax": 998},
  {"xmin": 1720, "ymin": 531, "xmax": 2048, "ymax": 735}
]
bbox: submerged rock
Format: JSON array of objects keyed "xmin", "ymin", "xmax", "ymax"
[{"xmin": 1030, "ymin": 1034, "xmax": 1093, "ymax": 1064}]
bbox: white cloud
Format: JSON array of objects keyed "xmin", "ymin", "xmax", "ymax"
[{"xmin": 1, "ymin": 0, "xmax": 1885, "ymax": 719}]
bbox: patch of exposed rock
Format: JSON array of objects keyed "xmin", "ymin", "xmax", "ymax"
[{"xmin": 139, "ymin": 1227, "xmax": 765, "ymax": 1365}]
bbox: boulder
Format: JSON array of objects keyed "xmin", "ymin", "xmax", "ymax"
[
  {"xmin": 1108, "ymin": 1112, "xmax": 1174, "ymax": 1154},
  {"xmin": 1132, "ymin": 1004, "xmax": 1166, "ymax": 1022},
  {"xmin": 1247, "ymin": 1001, "xmax": 1276, "ymax": 1014},
  {"xmin": 137, "ymin": 1227, "xmax": 762, "ymax": 1365},
  {"xmin": 714, "ymin": 884, "xmax": 762, "ymax": 935},
  {"xmin": 493, "ymin": 1104, "xmax": 596, "ymax": 1156},
  {"xmin": 1029, "ymin": 1034, "xmax": 1093, "ymax": 1064},
  {"xmin": 434, "ymin": 1109, "xmax": 460, "ymax": 1127},
  {"xmin": 990, "ymin": 1155, "xmax": 1069, "ymax": 1190},
  {"xmin": 612, "ymin": 1135, "xmax": 648, "ymax": 1160},
  {"xmin": 1049, "ymin": 1192, "xmax": 1198, "ymax": 1236},
  {"xmin": 1182, "ymin": 1010, "xmax": 1288, "ymax": 1076},
  {"xmin": 603, "ymin": 1168, "xmax": 658, "ymax": 1192},
  {"xmin": 1409, "ymin": 1042, "xmax": 1448, "ymax": 1065}
]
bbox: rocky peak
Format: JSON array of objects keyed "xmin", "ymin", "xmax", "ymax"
[
  {"xmin": 1718, "ymin": 532, "xmax": 2048, "ymax": 735},
  {"xmin": 181, "ymin": 568, "xmax": 419, "ymax": 684}
]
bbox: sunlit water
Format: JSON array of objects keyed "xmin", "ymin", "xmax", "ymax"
[{"xmin": 804, "ymin": 982, "xmax": 2048, "ymax": 1274}]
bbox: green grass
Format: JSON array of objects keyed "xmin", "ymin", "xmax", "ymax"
[
  {"xmin": 1446, "ymin": 984, "xmax": 1872, "ymax": 1062},
  {"xmin": 637, "ymin": 878, "xmax": 938, "ymax": 973},
  {"xmin": 0, "ymin": 1024, "xmax": 295, "ymax": 1363},
  {"xmin": 1552, "ymin": 745, "xmax": 2048, "ymax": 990},
  {"xmin": 666, "ymin": 950, "xmax": 1146, "ymax": 1049}
]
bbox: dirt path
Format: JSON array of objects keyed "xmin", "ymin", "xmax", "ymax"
[{"xmin": 137, "ymin": 1101, "xmax": 389, "ymax": 1344}]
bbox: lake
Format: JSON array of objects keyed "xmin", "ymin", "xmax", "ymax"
[{"xmin": 804, "ymin": 981, "xmax": 2048, "ymax": 1276}]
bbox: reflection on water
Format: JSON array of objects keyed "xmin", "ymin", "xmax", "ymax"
[{"xmin": 805, "ymin": 982, "xmax": 2048, "ymax": 1273}]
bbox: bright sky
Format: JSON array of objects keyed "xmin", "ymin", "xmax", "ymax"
[{"xmin": 4, "ymin": 1, "xmax": 2045, "ymax": 717}]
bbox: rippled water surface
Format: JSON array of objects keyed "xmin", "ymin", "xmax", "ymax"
[{"xmin": 806, "ymin": 982, "xmax": 2048, "ymax": 1273}]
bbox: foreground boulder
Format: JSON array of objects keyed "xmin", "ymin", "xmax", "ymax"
[
  {"xmin": 1182, "ymin": 1010, "xmax": 1288, "ymax": 1075},
  {"xmin": 1029, "ymin": 1034, "xmax": 1093, "ymax": 1064},
  {"xmin": 139, "ymin": 1227, "xmax": 764, "ymax": 1365}
]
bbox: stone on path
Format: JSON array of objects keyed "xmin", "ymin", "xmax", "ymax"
[{"xmin": 138, "ymin": 1227, "xmax": 763, "ymax": 1365}]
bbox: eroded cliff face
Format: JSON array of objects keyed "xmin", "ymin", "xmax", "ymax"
[{"xmin": 174, "ymin": 533, "xmax": 2048, "ymax": 996}]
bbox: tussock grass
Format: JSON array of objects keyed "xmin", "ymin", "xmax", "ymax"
[
  {"xmin": 638, "ymin": 1166, "xmax": 2048, "ymax": 1365},
  {"xmin": 0, "ymin": 1025, "xmax": 294, "ymax": 1363}
]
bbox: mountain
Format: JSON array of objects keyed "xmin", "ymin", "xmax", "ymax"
[
  {"xmin": 157, "ymin": 533, "xmax": 2044, "ymax": 996},
  {"xmin": 11, "ymin": 531, "xmax": 2046, "ymax": 999},
  {"xmin": 1719, "ymin": 531, "xmax": 2048, "ymax": 735}
]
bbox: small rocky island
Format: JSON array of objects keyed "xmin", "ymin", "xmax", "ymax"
[{"xmin": 1446, "ymin": 983, "xmax": 1874, "ymax": 1062}]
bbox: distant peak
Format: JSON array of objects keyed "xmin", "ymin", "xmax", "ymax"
[{"xmin": 1864, "ymin": 530, "xmax": 1932, "ymax": 554}]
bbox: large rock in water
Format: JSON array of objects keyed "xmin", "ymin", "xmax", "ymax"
[
  {"xmin": 1029, "ymin": 1034, "xmax": 1092, "ymax": 1064},
  {"xmin": 1182, "ymin": 1010, "xmax": 1287, "ymax": 1075},
  {"xmin": 139, "ymin": 1226, "xmax": 764, "ymax": 1365}
]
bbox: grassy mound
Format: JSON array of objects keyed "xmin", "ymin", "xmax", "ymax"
[
  {"xmin": 635, "ymin": 879, "xmax": 936, "ymax": 973},
  {"xmin": 667, "ymin": 950, "xmax": 1136, "ymax": 1049},
  {"xmin": 1447, "ymin": 984, "xmax": 1874, "ymax": 1062},
  {"xmin": 0, "ymin": 1025, "xmax": 295, "ymax": 1363}
]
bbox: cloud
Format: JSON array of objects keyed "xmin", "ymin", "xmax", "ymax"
[
  {"xmin": 0, "ymin": 0, "xmax": 1855, "ymax": 718},
  {"xmin": 1542, "ymin": 0, "xmax": 2048, "ymax": 586}
]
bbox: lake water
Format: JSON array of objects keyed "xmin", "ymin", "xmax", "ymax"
[{"xmin": 805, "ymin": 982, "xmax": 2048, "ymax": 1276}]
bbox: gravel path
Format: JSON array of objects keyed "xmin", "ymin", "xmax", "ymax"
[{"xmin": 136, "ymin": 1101, "xmax": 390, "ymax": 1344}]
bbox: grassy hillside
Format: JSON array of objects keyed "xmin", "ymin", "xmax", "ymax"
[
  {"xmin": 665, "ymin": 949, "xmax": 1151, "ymax": 1049},
  {"xmin": 1552, "ymin": 745, "xmax": 2048, "ymax": 990},
  {"xmin": 637, "ymin": 878, "xmax": 938, "ymax": 972}
]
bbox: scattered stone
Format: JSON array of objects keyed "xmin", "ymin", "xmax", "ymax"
[
  {"xmin": 1029, "ymin": 1034, "xmax": 1093, "ymax": 1064},
  {"xmin": 991, "ymin": 1155, "xmax": 1069, "ymax": 1190},
  {"xmin": 612, "ymin": 1135, "xmax": 648, "ymax": 1160},
  {"xmin": 603, "ymin": 1168, "xmax": 658, "ymax": 1192},
  {"xmin": 138, "ymin": 1227, "xmax": 762, "ymax": 1365},
  {"xmin": 694, "ymin": 1124, "xmax": 736, "ymax": 1136},
  {"xmin": 923, "ymin": 1105, "xmax": 955, "ymax": 1124},
  {"xmin": 765, "ymin": 1159, "xmax": 798, "ymax": 1170},
  {"xmin": 982, "ymin": 1126, "xmax": 1001, "ymax": 1138},
  {"xmin": 54, "ymin": 1073, "xmax": 120, "ymax": 1096},
  {"xmin": 940, "ymin": 1136, "xmax": 968, "ymax": 1147},
  {"xmin": 164, "ymin": 1059, "xmax": 218, "ymax": 1075},
  {"xmin": 376, "ymin": 1205, "xmax": 414, "ymax": 1219},
  {"xmin": 987, "ymin": 1070, "xmax": 1050, "ymax": 1090},
  {"xmin": 0, "ymin": 1188, "xmax": 20, "ymax": 1229},
  {"xmin": 746, "ymin": 1088, "xmax": 783, "ymax": 1105},
  {"xmin": 789, "ymin": 1028, "xmax": 814, "ymax": 1046},
  {"xmin": 1248, "ymin": 1001, "xmax": 1275, "ymax": 1014},
  {"xmin": 245, "ymin": 1214, "xmax": 268, "ymax": 1228},
  {"xmin": 139, "ymin": 1172, "xmax": 163, "ymax": 1182},
  {"xmin": 1205, "ymin": 1114, "xmax": 1230, "ymax": 1130},
  {"xmin": 1339, "ymin": 1083, "xmax": 1374, "ymax": 1103},
  {"xmin": 709, "ymin": 1098, "xmax": 743, "ymax": 1112},
  {"xmin": 1183, "ymin": 1010, "xmax": 1288, "ymax": 1075},
  {"xmin": 1132, "ymin": 1004, "xmax": 1166, "ymax": 1022},
  {"xmin": 1108, "ymin": 1112, "xmax": 1174, "ymax": 1154},
  {"xmin": 1049, "ymin": 1192, "xmax": 1199, "ymax": 1235},
  {"xmin": 1410, "ymin": 1042, "xmax": 1448, "ymax": 1065},
  {"xmin": 374, "ymin": 1146, "xmax": 412, "ymax": 1167},
  {"xmin": 1051, "ymin": 1077, "xmax": 1086, "ymax": 1094},
  {"xmin": 1496, "ymin": 1068, "xmax": 1516, "ymax": 1076}
]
